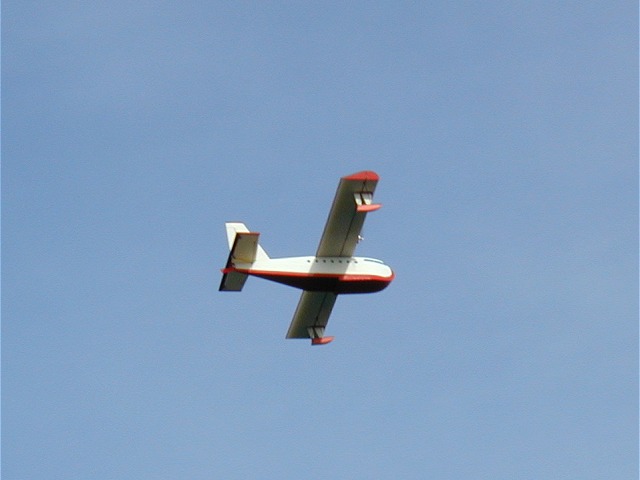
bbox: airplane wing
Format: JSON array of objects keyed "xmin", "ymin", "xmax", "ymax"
[
  {"xmin": 286, "ymin": 291, "xmax": 337, "ymax": 341},
  {"xmin": 315, "ymin": 171, "xmax": 381, "ymax": 257},
  {"xmin": 286, "ymin": 171, "xmax": 382, "ymax": 344}
]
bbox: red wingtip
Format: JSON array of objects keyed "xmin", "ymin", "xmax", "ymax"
[
  {"xmin": 356, "ymin": 203, "xmax": 382, "ymax": 212},
  {"xmin": 311, "ymin": 336, "xmax": 335, "ymax": 346},
  {"xmin": 343, "ymin": 171, "xmax": 379, "ymax": 182}
]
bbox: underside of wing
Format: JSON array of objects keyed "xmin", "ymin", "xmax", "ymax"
[
  {"xmin": 286, "ymin": 291, "xmax": 338, "ymax": 340},
  {"xmin": 315, "ymin": 170, "xmax": 381, "ymax": 258}
]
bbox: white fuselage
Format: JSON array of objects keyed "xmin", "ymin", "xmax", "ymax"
[{"xmin": 230, "ymin": 256, "xmax": 394, "ymax": 293}]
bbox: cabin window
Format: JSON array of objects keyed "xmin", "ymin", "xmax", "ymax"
[{"xmin": 364, "ymin": 258, "xmax": 384, "ymax": 264}]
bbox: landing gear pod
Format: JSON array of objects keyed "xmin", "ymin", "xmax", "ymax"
[{"xmin": 311, "ymin": 336, "xmax": 335, "ymax": 346}]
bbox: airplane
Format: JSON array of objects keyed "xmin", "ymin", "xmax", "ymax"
[{"xmin": 219, "ymin": 170, "xmax": 394, "ymax": 345}]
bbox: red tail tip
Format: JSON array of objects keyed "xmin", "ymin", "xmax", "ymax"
[{"xmin": 311, "ymin": 336, "xmax": 335, "ymax": 346}]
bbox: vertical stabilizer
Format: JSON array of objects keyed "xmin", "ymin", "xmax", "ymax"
[
  {"xmin": 224, "ymin": 222, "xmax": 269, "ymax": 260},
  {"xmin": 219, "ymin": 222, "xmax": 269, "ymax": 292}
]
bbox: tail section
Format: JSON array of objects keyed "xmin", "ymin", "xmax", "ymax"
[
  {"xmin": 219, "ymin": 222, "xmax": 269, "ymax": 292},
  {"xmin": 224, "ymin": 222, "xmax": 269, "ymax": 260},
  {"xmin": 219, "ymin": 269, "xmax": 249, "ymax": 291}
]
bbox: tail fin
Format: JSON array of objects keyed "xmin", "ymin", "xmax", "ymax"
[
  {"xmin": 219, "ymin": 222, "xmax": 269, "ymax": 292},
  {"xmin": 224, "ymin": 222, "xmax": 269, "ymax": 260}
]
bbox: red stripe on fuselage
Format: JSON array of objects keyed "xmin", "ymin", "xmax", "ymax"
[{"xmin": 226, "ymin": 268, "xmax": 394, "ymax": 294}]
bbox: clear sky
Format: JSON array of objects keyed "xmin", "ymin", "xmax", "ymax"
[{"xmin": 3, "ymin": 2, "xmax": 637, "ymax": 479}]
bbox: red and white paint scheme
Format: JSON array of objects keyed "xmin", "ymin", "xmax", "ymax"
[{"xmin": 219, "ymin": 171, "xmax": 394, "ymax": 345}]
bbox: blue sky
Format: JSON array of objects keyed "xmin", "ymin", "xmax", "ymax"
[{"xmin": 3, "ymin": 2, "xmax": 637, "ymax": 478}]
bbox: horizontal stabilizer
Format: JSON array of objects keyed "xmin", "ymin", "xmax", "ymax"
[
  {"xmin": 225, "ymin": 222, "xmax": 269, "ymax": 260},
  {"xmin": 219, "ymin": 270, "xmax": 248, "ymax": 291},
  {"xmin": 218, "ymin": 234, "xmax": 258, "ymax": 292},
  {"xmin": 230, "ymin": 232, "xmax": 261, "ymax": 263},
  {"xmin": 219, "ymin": 223, "xmax": 270, "ymax": 293}
]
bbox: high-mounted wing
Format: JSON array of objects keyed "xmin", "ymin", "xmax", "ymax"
[
  {"xmin": 315, "ymin": 171, "xmax": 381, "ymax": 258},
  {"xmin": 286, "ymin": 291, "xmax": 337, "ymax": 344},
  {"xmin": 285, "ymin": 171, "xmax": 383, "ymax": 344}
]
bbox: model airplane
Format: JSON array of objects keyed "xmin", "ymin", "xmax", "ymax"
[{"xmin": 219, "ymin": 170, "xmax": 394, "ymax": 345}]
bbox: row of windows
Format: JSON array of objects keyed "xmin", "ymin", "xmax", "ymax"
[
  {"xmin": 303, "ymin": 258, "xmax": 384, "ymax": 264},
  {"xmin": 305, "ymin": 259, "xmax": 358, "ymax": 264}
]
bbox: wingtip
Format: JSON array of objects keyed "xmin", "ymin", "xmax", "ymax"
[
  {"xmin": 343, "ymin": 171, "xmax": 379, "ymax": 182},
  {"xmin": 311, "ymin": 336, "xmax": 335, "ymax": 346}
]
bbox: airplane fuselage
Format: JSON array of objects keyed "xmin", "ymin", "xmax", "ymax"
[{"xmin": 224, "ymin": 256, "xmax": 394, "ymax": 294}]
